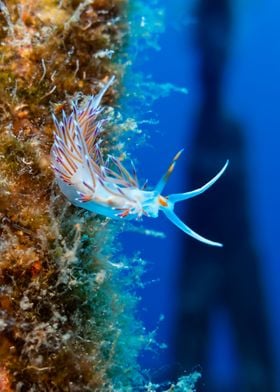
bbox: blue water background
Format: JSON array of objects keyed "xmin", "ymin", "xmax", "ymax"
[{"xmin": 122, "ymin": 0, "xmax": 280, "ymax": 388}]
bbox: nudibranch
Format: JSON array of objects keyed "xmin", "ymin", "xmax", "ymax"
[{"xmin": 51, "ymin": 76, "xmax": 228, "ymax": 247}]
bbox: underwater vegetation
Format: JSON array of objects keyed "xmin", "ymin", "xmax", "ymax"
[
  {"xmin": 0, "ymin": 0, "xmax": 202, "ymax": 390},
  {"xmin": 0, "ymin": 0, "xmax": 144, "ymax": 389}
]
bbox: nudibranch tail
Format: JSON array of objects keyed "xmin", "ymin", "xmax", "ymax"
[{"xmin": 161, "ymin": 160, "xmax": 229, "ymax": 247}]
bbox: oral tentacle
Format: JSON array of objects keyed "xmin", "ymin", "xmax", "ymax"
[
  {"xmin": 162, "ymin": 207, "xmax": 223, "ymax": 247},
  {"xmin": 168, "ymin": 160, "xmax": 229, "ymax": 204}
]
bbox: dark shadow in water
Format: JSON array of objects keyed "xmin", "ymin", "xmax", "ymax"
[{"xmin": 173, "ymin": 1, "xmax": 277, "ymax": 391}]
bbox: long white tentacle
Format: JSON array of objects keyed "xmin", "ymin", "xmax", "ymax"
[
  {"xmin": 162, "ymin": 207, "xmax": 223, "ymax": 247},
  {"xmin": 168, "ymin": 160, "xmax": 229, "ymax": 204}
]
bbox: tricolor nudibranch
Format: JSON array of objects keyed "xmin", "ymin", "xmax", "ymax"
[{"xmin": 51, "ymin": 76, "xmax": 228, "ymax": 247}]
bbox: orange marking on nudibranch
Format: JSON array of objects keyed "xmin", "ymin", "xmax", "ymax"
[
  {"xmin": 158, "ymin": 196, "xmax": 168, "ymax": 207},
  {"xmin": 119, "ymin": 209, "xmax": 130, "ymax": 218},
  {"xmin": 80, "ymin": 194, "xmax": 93, "ymax": 202},
  {"xmin": 167, "ymin": 163, "xmax": 175, "ymax": 174}
]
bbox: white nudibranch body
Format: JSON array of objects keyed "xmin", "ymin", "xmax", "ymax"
[{"xmin": 51, "ymin": 76, "xmax": 228, "ymax": 247}]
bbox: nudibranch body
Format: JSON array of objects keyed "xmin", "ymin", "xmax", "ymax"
[{"xmin": 51, "ymin": 76, "xmax": 228, "ymax": 247}]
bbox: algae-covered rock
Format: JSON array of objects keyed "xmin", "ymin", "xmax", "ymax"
[
  {"xmin": 0, "ymin": 1, "xmax": 199, "ymax": 390},
  {"xmin": 0, "ymin": 0, "xmax": 146, "ymax": 390}
]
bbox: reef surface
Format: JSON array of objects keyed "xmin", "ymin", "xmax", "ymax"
[{"xmin": 0, "ymin": 1, "xmax": 198, "ymax": 390}]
